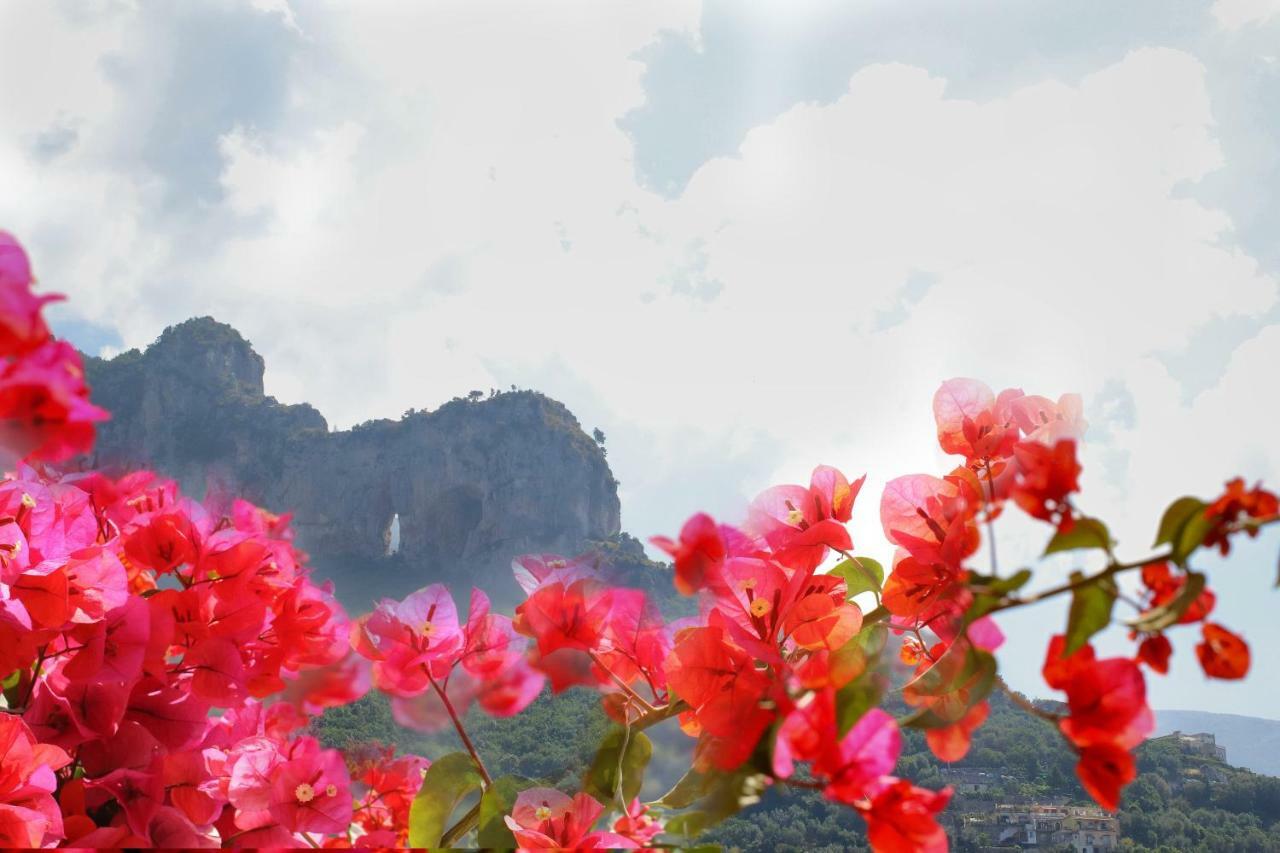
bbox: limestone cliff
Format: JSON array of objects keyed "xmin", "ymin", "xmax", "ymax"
[{"xmin": 82, "ymin": 318, "xmax": 629, "ymax": 609}]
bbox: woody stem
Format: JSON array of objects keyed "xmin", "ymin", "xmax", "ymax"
[
  {"xmin": 427, "ymin": 671, "xmax": 493, "ymax": 788},
  {"xmin": 588, "ymin": 650, "xmax": 658, "ymax": 713},
  {"xmin": 982, "ymin": 461, "xmax": 999, "ymax": 574}
]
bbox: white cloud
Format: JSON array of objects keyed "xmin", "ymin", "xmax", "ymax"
[{"xmin": 1213, "ymin": 0, "xmax": 1280, "ymax": 29}]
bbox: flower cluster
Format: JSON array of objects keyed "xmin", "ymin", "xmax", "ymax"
[
  {"xmin": 0, "ymin": 231, "xmax": 1275, "ymax": 852},
  {"xmin": 0, "ymin": 233, "xmax": 107, "ymax": 465},
  {"xmin": 0, "ymin": 232, "xmax": 427, "ymax": 847}
]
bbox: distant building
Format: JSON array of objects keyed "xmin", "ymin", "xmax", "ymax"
[
  {"xmin": 1168, "ymin": 730, "xmax": 1227, "ymax": 762},
  {"xmin": 972, "ymin": 803, "xmax": 1118, "ymax": 852}
]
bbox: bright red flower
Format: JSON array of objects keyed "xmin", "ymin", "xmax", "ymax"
[
  {"xmin": 1076, "ymin": 742, "xmax": 1135, "ymax": 811},
  {"xmin": 1140, "ymin": 562, "xmax": 1215, "ymax": 624},
  {"xmin": 1010, "ymin": 439, "xmax": 1081, "ymax": 532},
  {"xmin": 1135, "ymin": 633, "xmax": 1172, "ymax": 674},
  {"xmin": 651, "ymin": 512, "xmax": 727, "ymax": 596},
  {"xmin": 1196, "ymin": 622, "xmax": 1249, "ymax": 680},
  {"xmin": 859, "ymin": 778, "xmax": 952, "ymax": 853},
  {"xmin": 1202, "ymin": 478, "xmax": 1279, "ymax": 556},
  {"xmin": 664, "ymin": 626, "xmax": 774, "ymax": 769},
  {"xmin": 881, "ymin": 552, "xmax": 961, "ymax": 621}
]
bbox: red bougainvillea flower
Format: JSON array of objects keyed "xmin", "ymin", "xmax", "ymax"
[
  {"xmin": 1139, "ymin": 562, "xmax": 1215, "ymax": 624},
  {"xmin": 651, "ymin": 512, "xmax": 727, "ymax": 596},
  {"xmin": 859, "ymin": 778, "xmax": 952, "ymax": 853},
  {"xmin": 1135, "ymin": 633, "xmax": 1173, "ymax": 674},
  {"xmin": 1010, "ymin": 439, "xmax": 1081, "ymax": 532},
  {"xmin": 1202, "ymin": 478, "xmax": 1279, "ymax": 556},
  {"xmin": 880, "ymin": 474, "xmax": 980, "ymax": 570},
  {"xmin": 1076, "ymin": 742, "xmax": 1136, "ymax": 811},
  {"xmin": 350, "ymin": 748, "xmax": 430, "ymax": 846},
  {"xmin": 744, "ymin": 465, "xmax": 864, "ymax": 572},
  {"xmin": 0, "ymin": 714, "xmax": 71, "ymax": 848},
  {"xmin": 664, "ymin": 626, "xmax": 775, "ymax": 769},
  {"xmin": 504, "ymin": 788, "xmax": 637, "ymax": 849},
  {"xmin": 1043, "ymin": 636, "xmax": 1152, "ymax": 750},
  {"xmin": 1042, "ymin": 635, "xmax": 1153, "ymax": 810},
  {"xmin": 1196, "ymin": 622, "xmax": 1249, "ymax": 680},
  {"xmin": 881, "ymin": 551, "xmax": 962, "ymax": 621},
  {"xmin": 925, "ymin": 700, "xmax": 990, "ymax": 762},
  {"xmin": 933, "ymin": 378, "xmax": 1023, "ymax": 463}
]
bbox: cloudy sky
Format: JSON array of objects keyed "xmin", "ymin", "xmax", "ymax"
[{"xmin": 2, "ymin": 0, "xmax": 1279, "ymax": 716}]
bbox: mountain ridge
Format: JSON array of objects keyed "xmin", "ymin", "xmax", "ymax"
[{"xmin": 81, "ymin": 317, "xmax": 629, "ymax": 609}]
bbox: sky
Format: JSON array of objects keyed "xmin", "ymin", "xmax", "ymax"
[{"xmin": 1, "ymin": 0, "xmax": 1279, "ymax": 716}]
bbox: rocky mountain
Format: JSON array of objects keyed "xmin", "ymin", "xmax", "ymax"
[{"xmin": 81, "ymin": 317, "xmax": 652, "ymax": 610}]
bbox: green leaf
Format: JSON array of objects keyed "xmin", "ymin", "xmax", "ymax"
[
  {"xmin": 407, "ymin": 752, "xmax": 484, "ymax": 848},
  {"xmin": 1, "ymin": 669, "xmax": 19, "ymax": 690},
  {"xmin": 965, "ymin": 569, "xmax": 1033, "ymax": 621},
  {"xmin": 1064, "ymin": 572, "xmax": 1116, "ymax": 655},
  {"xmin": 657, "ymin": 768, "xmax": 767, "ymax": 840},
  {"xmin": 1172, "ymin": 512, "xmax": 1214, "ymax": 568},
  {"xmin": 830, "ymin": 557, "xmax": 885, "ymax": 599},
  {"xmin": 1128, "ymin": 571, "xmax": 1207, "ymax": 633},
  {"xmin": 835, "ymin": 671, "xmax": 886, "ymax": 736},
  {"xmin": 477, "ymin": 775, "xmax": 533, "ymax": 849},
  {"xmin": 582, "ymin": 726, "xmax": 652, "ymax": 807},
  {"xmin": 1044, "ymin": 517, "xmax": 1112, "ymax": 556},
  {"xmin": 1154, "ymin": 497, "xmax": 1206, "ymax": 547}
]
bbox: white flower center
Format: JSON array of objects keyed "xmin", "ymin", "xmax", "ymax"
[{"xmin": 295, "ymin": 783, "xmax": 316, "ymax": 803}]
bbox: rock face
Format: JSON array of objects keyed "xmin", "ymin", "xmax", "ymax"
[{"xmin": 83, "ymin": 318, "xmax": 624, "ymax": 608}]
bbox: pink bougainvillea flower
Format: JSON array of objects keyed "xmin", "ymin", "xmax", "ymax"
[
  {"xmin": 651, "ymin": 512, "xmax": 727, "ymax": 596},
  {"xmin": 267, "ymin": 737, "xmax": 353, "ymax": 835},
  {"xmin": 0, "ymin": 231, "xmax": 60, "ymax": 357},
  {"xmin": 744, "ymin": 465, "xmax": 864, "ymax": 572},
  {"xmin": 504, "ymin": 788, "xmax": 637, "ymax": 850},
  {"xmin": 358, "ymin": 583, "xmax": 463, "ymax": 695},
  {"xmin": 1011, "ymin": 393, "xmax": 1087, "ymax": 446},
  {"xmin": 612, "ymin": 798, "xmax": 663, "ymax": 846},
  {"xmin": 880, "ymin": 474, "xmax": 980, "ymax": 569},
  {"xmin": 820, "ymin": 708, "xmax": 902, "ymax": 805},
  {"xmin": 933, "ymin": 378, "xmax": 1023, "ymax": 462}
]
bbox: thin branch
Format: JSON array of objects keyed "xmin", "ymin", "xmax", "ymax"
[{"xmin": 427, "ymin": 671, "xmax": 493, "ymax": 788}]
